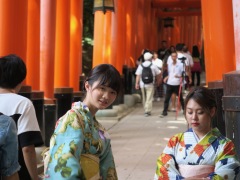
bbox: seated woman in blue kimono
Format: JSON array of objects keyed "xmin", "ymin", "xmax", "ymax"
[{"xmin": 154, "ymin": 86, "xmax": 240, "ymax": 180}]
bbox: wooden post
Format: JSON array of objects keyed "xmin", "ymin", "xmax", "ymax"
[
  {"xmin": 223, "ymin": 71, "xmax": 240, "ymax": 160},
  {"xmin": 208, "ymin": 81, "xmax": 225, "ymax": 136}
]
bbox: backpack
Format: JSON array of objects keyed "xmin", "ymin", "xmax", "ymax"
[{"xmin": 141, "ymin": 63, "xmax": 153, "ymax": 84}]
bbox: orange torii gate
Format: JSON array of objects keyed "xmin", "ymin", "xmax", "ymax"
[{"xmin": 0, "ymin": 0, "xmax": 239, "ymax": 98}]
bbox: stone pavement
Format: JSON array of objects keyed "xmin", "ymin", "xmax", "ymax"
[{"xmin": 98, "ymin": 100, "xmax": 188, "ymax": 180}]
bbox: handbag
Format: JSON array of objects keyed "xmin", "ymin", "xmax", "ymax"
[{"xmin": 41, "ymin": 108, "xmax": 101, "ymax": 179}]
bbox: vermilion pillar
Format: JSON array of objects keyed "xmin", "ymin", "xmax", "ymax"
[
  {"xmin": 26, "ymin": 0, "xmax": 40, "ymax": 90},
  {"xmin": 54, "ymin": 0, "xmax": 70, "ymax": 87},
  {"xmin": 172, "ymin": 17, "xmax": 180, "ymax": 46},
  {"xmin": 110, "ymin": 11, "xmax": 117, "ymax": 68},
  {"xmin": 177, "ymin": 17, "xmax": 183, "ymax": 44},
  {"xmin": 109, "ymin": 0, "xmax": 126, "ymax": 72},
  {"xmin": 132, "ymin": 0, "xmax": 138, "ymax": 66},
  {"xmin": 40, "ymin": 0, "xmax": 56, "ymax": 98},
  {"xmin": 193, "ymin": 16, "xmax": 199, "ymax": 49},
  {"xmin": 92, "ymin": 11, "xmax": 104, "ymax": 67},
  {"xmin": 232, "ymin": 0, "xmax": 240, "ymax": 70},
  {"xmin": 136, "ymin": 0, "xmax": 145, "ymax": 57},
  {"xmin": 125, "ymin": 0, "xmax": 134, "ymax": 67},
  {"xmin": 69, "ymin": 0, "xmax": 83, "ymax": 91},
  {"xmin": 102, "ymin": 12, "xmax": 112, "ymax": 64},
  {"xmin": 184, "ymin": 17, "xmax": 190, "ymax": 47},
  {"xmin": 201, "ymin": 0, "xmax": 235, "ymax": 83},
  {"xmin": 0, "ymin": 0, "xmax": 28, "ymax": 60},
  {"xmin": 150, "ymin": 9, "xmax": 158, "ymax": 52},
  {"xmin": 116, "ymin": 0, "xmax": 126, "ymax": 72},
  {"xmin": 144, "ymin": 0, "xmax": 152, "ymax": 49}
]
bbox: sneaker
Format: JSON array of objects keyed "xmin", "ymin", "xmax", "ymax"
[
  {"xmin": 144, "ymin": 112, "xmax": 151, "ymax": 117},
  {"xmin": 159, "ymin": 111, "xmax": 167, "ymax": 118}
]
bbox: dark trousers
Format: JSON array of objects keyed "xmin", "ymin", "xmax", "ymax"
[
  {"xmin": 163, "ymin": 84, "xmax": 184, "ymax": 113},
  {"xmin": 191, "ymin": 71, "xmax": 201, "ymax": 86}
]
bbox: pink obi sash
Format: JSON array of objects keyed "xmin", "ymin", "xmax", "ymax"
[{"xmin": 179, "ymin": 164, "xmax": 214, "ymax": 178}]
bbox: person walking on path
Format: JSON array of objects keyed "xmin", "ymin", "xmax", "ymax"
[
  {"xmin": 45, "ymin": 64, "xmax": 120, "ymax": 180},
  {"xmin": 191, "ymin": 45, "xmax": 202, "ymax": 86},
  {"xmin": 135, "ymin": 52, "xmax": 161, "ymax": 117},
  {"xmin": 167, "ymin": 43, "xmax": 191, "ymax": 111},
  {"xmin": 0, "ymin": 54, "xmax": 43, "ymax": 180},
  {"xmin": 152, "ymin": 51, "xmax": 163, "ymax": 101},
  {"xmin": 160, "ymin": 51, "xmax": 184, "ymax": 117}
]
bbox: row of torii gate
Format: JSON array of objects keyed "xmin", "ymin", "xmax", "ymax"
[
  {"xmin": 0, "ymin": 0, "xmax": 240, "ymax": 99},
  {"xmin": 1, "ymin": 0, "xmax": 240, "ymax": 159}
]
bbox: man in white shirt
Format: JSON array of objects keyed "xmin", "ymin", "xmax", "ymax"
[
  {"xmin": 135, "ymin": 52, "xmax": 161, "ymax": 116},
  {"xmin": 152, "ymin": 51, "xmax": 163, "ymax": 69},
  {"xmin": 182, "ymin": 44, "xmax": 193, "ymax": 90},
  {"xmin": 166, "ymin": 44, "xmax": 192, "ymax": 110},
  {"xmin": 160, "ymin": 51, "xmax": 185, "ymax": 117},
  {"xmin": 152, "ymin": 52, "xmax": 163, "ymax": 101},
  {"xmin": 183, "ymin": 45, "xmax": 194, "ymax": 68}
]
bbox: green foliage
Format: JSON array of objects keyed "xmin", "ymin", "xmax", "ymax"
[
  {"xmin": 83, "ymin": 0, "xmax": 94, "ymax": 44},
  {"xmin": 83, "ymin": 0, "xmax": 94, "ymax": 75}
]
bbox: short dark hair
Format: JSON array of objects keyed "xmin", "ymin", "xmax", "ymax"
[
  {"xmin": 0, "ymin": 54, "xmax": 27, "ymax": 89},
  {"xmin": 85, "ymin": 64, "xmax": 122, "ymax": 95},
  {"xmin": 184, "ymin": 86, "xmax": 217, "ymax": 117},
  {"xmin": 175, "ymin": 43, "xmax": 184, "ymax": 51}
]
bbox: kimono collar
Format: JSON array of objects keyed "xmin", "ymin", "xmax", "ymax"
[
  {"xmin": 188, "ymin": 127, "xmax": 222, "ymax": 145},
  {"xmin": 71, "ymin": 101, "xmax": 94, "ymax": 120}
]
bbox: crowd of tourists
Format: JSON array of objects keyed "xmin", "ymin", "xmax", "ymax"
[{"xmin": 135, "ymin": 41, "xmax": 203, "ymax": 118}]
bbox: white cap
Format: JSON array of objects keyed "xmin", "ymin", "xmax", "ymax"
[{"xmin": 143, "ymin": 52, "xmax": 153, "ymax": 60}]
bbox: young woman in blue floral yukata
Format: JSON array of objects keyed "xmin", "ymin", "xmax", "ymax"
[
  {"xmin": 154, "ymin": 86, "xmax": 240, "ymax": 180},
  {"xmin": 45, "ymin": 64, "xmax": 121, "ymax": 180}
]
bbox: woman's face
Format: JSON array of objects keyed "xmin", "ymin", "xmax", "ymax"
[
  {"xmin": 85, "ymin": 80, "xmax": 117, "ymax": 111},
  {"xmin": 185, "ymin": 99, "xmax": 215, "ymax": 138}
]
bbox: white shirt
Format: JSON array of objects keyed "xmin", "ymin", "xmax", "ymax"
[
  {"xmin": 0, "ymin": 93, "xmax": 40, "ymax": 135},
  {"xmin": 167, "ymin": 61, "xmax": 184, "ymax": 86},
  {"xmin": 184, "ymin": 52, "xmax": 193, "ymax": 67},
  {"xmin": 167, "ymin": 52, "xmax": 189, "ymax": 67},
  {"xmin": 135, "ymin": 60, "xmax": 161, "ymax": 88},
  {"xmin": 168, "ymin": 52, "xmax": 190, "ymax": 76},
  {"xmin": 152, "ymin": 58, "xmax": 163, "ymax": 69}
]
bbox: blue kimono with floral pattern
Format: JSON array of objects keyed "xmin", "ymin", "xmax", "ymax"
[{"xmin": 44, "ymin": 101, "xmax": 117, "ymax": 180}]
